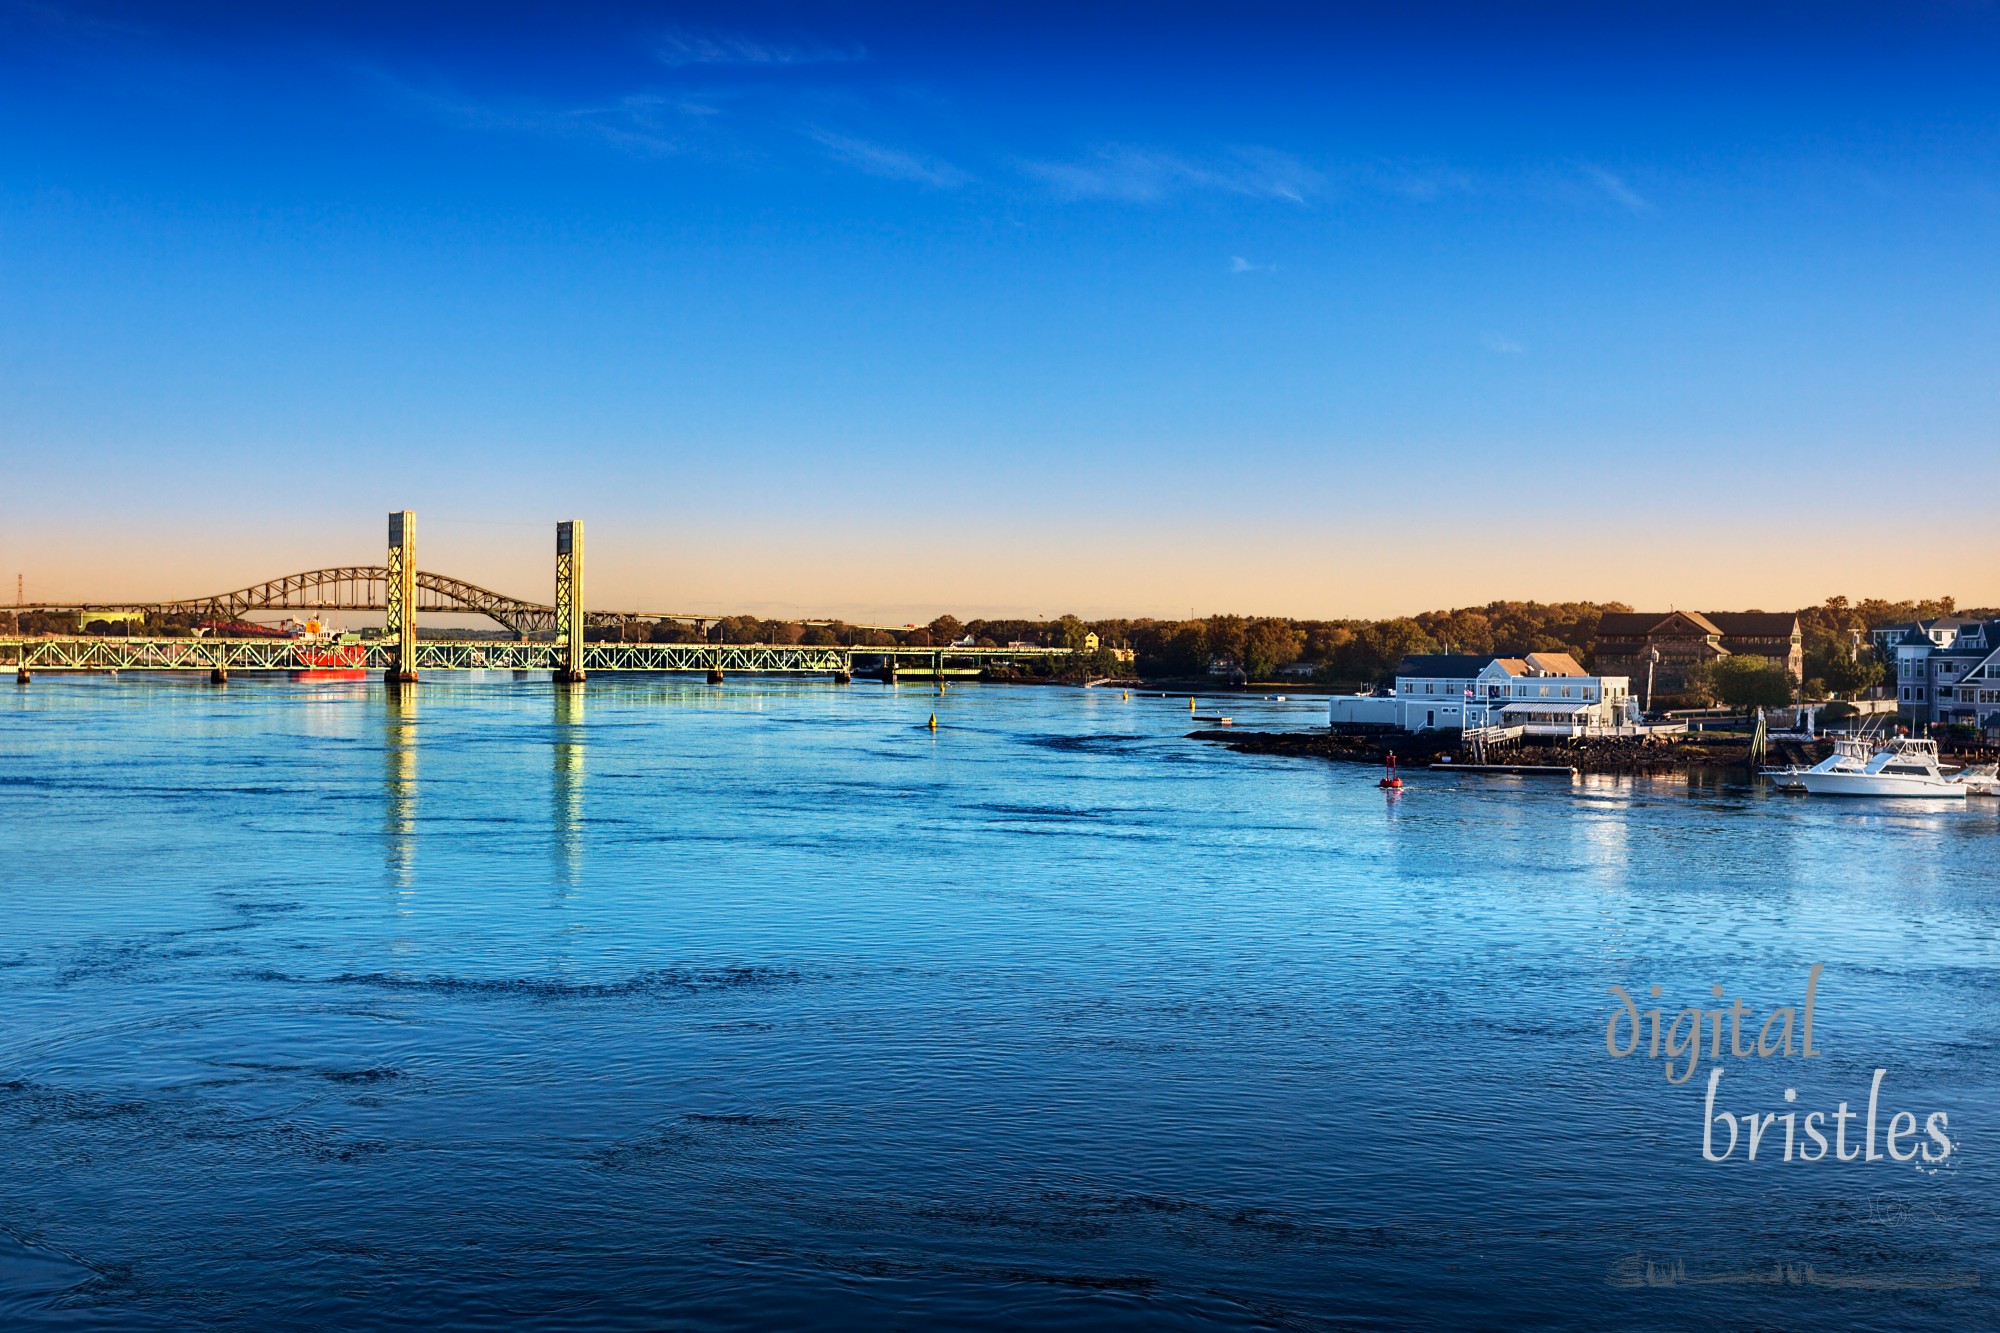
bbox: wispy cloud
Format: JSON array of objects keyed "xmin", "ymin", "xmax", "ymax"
[
  {"xmin": 655, "ymin": 27, "xmax": 863, "ymax": 69},
  {"xmin": 1482, "ymin": 333, "xmax": 1526, "ymax": 354},
  {"xmin": 1, "ymin": 0, "xmax": 152, "ymax": 41},
  {"xmin": 1229, "ymin": 256, "xmax": 1274, "ymax": 274},
  {"xmin": 808, "ymin": 130, "xmax": 968, "ymax": 187},
  {"xmin": 1355, "ymin": 161, "xmax": 1479, "ymax": 203},
  {"xmin": 369, "ymin": 71, "xmax": 719, "ymax": 157},
  {"xmin": 1580, "ymin": 163, "xmax": 1651, "ymax": 214},
  {"xmin": 1019, "ymin": 145, "xmax": 1320, "ymax": 205}
]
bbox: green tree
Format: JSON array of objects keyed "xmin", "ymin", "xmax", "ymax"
[
  {"xmin": 1703, "ymin": 655, "xmax": 1795, "ymax": 709},
  {"xmin": 1817, "ymin": 648, "xmax": 1883, "ymax": 697},
  {"xmin": 1050, "ymin": 614, "xmax": 1091, "ymax": 652},
  {"xmin": 1341, "ymin": 618, "xmax": 1435, "ymax": 684},
  {"xmin": 1133, "ymin": 621, "xmax": 1209, "ymax": 677},
  {"xmin": 1242, "ymin": 618, "xmax": 1306, "ymax": 679}
]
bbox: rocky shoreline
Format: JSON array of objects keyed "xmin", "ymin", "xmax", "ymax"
[{"xmin": 1188, "ymin": 728, "xmax": 1834, "ymax": 778}]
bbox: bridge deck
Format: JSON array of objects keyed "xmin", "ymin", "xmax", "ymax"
[{"xmin": 2, "ymin": 638, "xmax": 1073, "ymax": 675}]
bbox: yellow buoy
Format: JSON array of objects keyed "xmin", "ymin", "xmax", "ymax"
[
  {"xmin": 1189, "ymin": 697, "xmax": 1196, "ymax": 712},
  {"xmin": 1122, "ymin": 690, "xmax": 1129, "ymax": 701},
  {"xmin": 927, "ymin": 713, "xmax": 937, "ymax": 730}
]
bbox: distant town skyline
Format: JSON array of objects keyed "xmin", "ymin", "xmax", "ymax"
[{"xmin": 4, "ymin": 2, "xmax": 1998, "ymax": 618}]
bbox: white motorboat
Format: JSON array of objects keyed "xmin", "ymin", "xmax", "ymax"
[
  {"xmin": 1952, "ymin": 763, "xmax": 2000, "ymax": 796},
  {"xmin": 1795, "ymin": 736, "xmax": 1966, "ymax": 800}
]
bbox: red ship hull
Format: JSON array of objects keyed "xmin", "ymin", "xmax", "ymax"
[{"xmin": 293, "ymin": 644, "xmax": 367, "ymax": 679}]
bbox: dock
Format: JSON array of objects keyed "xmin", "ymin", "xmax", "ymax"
[{"xmin": 1426, "ymin": 763, "xmax": 1579, "ymax": 777}]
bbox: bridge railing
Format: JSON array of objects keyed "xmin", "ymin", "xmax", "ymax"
[{"xmin": 2, "ymin": 637, "xmax": 1074, "ymax": 675}]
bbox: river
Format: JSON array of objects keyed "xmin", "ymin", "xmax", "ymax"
[{"xmin": 1, "ymin": 676, "xmax": 1994, "ymax": 1329}]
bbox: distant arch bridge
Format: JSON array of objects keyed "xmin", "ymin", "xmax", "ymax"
[{"xmin": 27, "ymin": 567, "xmax": 692, "ymax": 638}]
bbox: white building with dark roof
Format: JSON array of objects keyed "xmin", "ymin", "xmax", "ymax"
[
  {"xmin": 1391, "ymin": 653, "xmax": 1496, "ymax": 732},
  {"xmin": 1335, "ymin": 652, "xmax": 1636, "ymax": 734},
  {"xmin": 1473, "ymin": 654, "xmax": 1636, "ymax": 733}
]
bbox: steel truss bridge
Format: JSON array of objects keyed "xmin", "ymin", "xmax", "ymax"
[
  {"xmin": 8, "ymin": 511, "xmax": 1080, "ymax": 683},
  {"xmin": 28, "ymin": 565, "xmax": 692, "ymax": 638},
  {"xmin": 1, "ymin": 637, "xmax": 1063, "ymax": 678}
]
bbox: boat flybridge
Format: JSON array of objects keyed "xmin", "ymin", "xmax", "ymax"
[{"xmin": 1794, "ymin": 736, "xmax": 1966, "ymax": 800}]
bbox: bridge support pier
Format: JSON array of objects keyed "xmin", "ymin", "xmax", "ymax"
[
  {"xmin": 834, "ymin": 670, "xmax": 851, "ymax": 684},
  {"xmin": 209, "ymin": 667, "xmax": 227, "ymax": 686},
  {"xmin": 14, "ymin": 667, "xmax": 27, "ymax": 686},
  {"xmin": 880, "ymin": 664, "xmax": 899, "ymax": 684},
  {"xmin": 707, "ymin": 668, "xmax": 725, "ymax": 684},
  {"xmin": 554, "ymin": 520, "xmax": 585, "ymax": 683},
  {"xmin": 385, "ymin": 510, "xmax": 419, "ymax": 685}
]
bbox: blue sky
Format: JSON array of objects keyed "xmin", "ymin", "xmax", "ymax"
[{"xmin": 3, "ymin": 2, "xmax": 1998, "ymax": 618}]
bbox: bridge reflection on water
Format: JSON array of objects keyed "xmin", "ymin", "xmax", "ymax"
[{"xmin": 378, "ymin": 683, "xmax": 588, "ymax": 896}]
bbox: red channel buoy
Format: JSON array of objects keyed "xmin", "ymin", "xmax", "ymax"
[{"xmin": 1379, "ymin": 752, "xmax": 1403, "ymax": 790}]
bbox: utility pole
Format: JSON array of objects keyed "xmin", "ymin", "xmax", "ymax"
[{"xmin": 1645, "ymin": 646, "xmax": 1660, "ymax": 716}]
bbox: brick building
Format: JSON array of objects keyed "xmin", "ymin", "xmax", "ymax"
[{"xmin": 1593, "ymin": 611, "xmax": 1803, "ymax": 694}]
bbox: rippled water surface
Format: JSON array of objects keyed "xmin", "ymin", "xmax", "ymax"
[{"xmin": 2, "ymin": 676, "xmax": 1995, "ymax": 1329}]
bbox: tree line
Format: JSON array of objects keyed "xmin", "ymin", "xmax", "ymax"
[{"xmin": 24, "ymin": 595, "xmax": 1995, "ymax": 700}]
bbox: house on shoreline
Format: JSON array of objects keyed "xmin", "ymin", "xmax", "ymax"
[
  {"xmin": 1870, "ymin": 617, "xmax": 1989, "ymax": 657},
  {"xmin": 1888, "ymin": 618, "xmax": 2000, "ymax": 732},
  {"xmin": 1328, "ymin": 652, "xmax": 1634, "ymax": 735},
  {"xmin": 1476, "ymin": 653, "xmax": 1635, "ymax": 732}
]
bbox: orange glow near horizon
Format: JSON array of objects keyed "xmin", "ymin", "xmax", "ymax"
[{"xmin": 6, "ymin": 514, "xmax": 1994, "ymax": 625}]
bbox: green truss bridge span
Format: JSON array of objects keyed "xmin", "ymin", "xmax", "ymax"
[{"xmin": 2, "ymin": 638, "xmax": 1067, "ymax": 678}]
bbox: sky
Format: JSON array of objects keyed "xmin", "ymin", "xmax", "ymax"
[{"xmin": 3, "ymin": 1, "xmax": 1998, "ymax": 621}]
